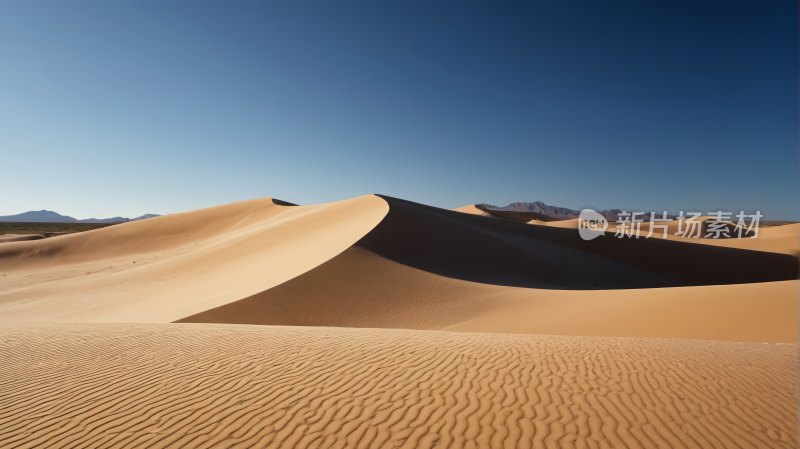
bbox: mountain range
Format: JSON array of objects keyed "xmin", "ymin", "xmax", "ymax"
[
  {"xmin": 0, "ymin": 210, "xmax": 160, "ymax": 223},
  {"xmin": 479, "ymin": 201, "xmax": 679, "ymax": 222}
]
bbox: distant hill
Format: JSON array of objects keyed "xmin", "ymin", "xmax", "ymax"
[
  {"xmin": 0, "ymin": 210, "xmax": 160, "ymax": 223},
  {"xmin": 132, "ymin": 214, "xmax": 160, "ymax": 221},
  {"xmin": 479, "ymin": 202, "xmax": 678, "ymax": 222},
  {"xmin": 481, "ymin": 201, "xmax": 582, "ymax": 220}
]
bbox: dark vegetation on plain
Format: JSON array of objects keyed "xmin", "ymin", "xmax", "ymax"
[{"xmin": 0, "ymin": 221, "xmax": 120, "ymax": 236}]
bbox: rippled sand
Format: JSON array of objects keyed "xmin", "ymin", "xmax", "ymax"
[{"xmin": 2, "ymin": 323, "xmax": 796, "ymax": 448}]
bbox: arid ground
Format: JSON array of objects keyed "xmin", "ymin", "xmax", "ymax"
[{"xmin": 1, "ymin": 195, "xmax": 797, "ymax": 448}]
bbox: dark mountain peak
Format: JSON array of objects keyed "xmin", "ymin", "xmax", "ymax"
[
  {"xmin": 481, "ymin": 202, "xmax": 679, "ymax": 222},
  {"xmin": 479, "ymin": 201, "xmax": 581, "ymax": 220}
]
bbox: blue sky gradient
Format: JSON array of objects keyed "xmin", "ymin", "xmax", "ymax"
[{"xmin": 2, "ymin": 1, "xmax": 797, "ymax": 219}]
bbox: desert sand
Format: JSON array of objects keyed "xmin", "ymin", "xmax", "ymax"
[
  {"xmin": 0, "ymin": 234, "xmax": 44, "ymax": 244},
  {"xmin": 0, "ymin": 196, "xmax": 388, "ymax": 322},
  {"xmin": 1, "ymin": 195, "xmax": 797, "ymax": 448},
  {"xmin": 177, "ymin": 245, "xmax": 797, "ymax": 343},
  {"xmin": 451, "ymin": 205, "xmax": 490, "ymax": 216},
  {"xmin": 2, "ymin": 324, "xmax": 796, "ymax": 449},
  {"xmin": 2, "ymin": 195, "xmax": 796, "ymax": 334},
  {"xmin": 526, "ymin": 215, "xmax": 799, "ymax": 255}
]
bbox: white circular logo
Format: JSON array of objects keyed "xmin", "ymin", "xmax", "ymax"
[{"xmin": 578, "ymin": 209, "xmax": 608, "ymax": 240}]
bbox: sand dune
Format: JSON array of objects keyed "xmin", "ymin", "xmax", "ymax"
[
  {"xmin": 443, "ymin": 280, "xmax": 797, "ymax": 342},
  {"xmin": 692, "ymin": 223, "xmax": 800, "ymax": 255},
  {"xmin": 360, "ymin": 196, "xmax": 797, "ymax": 289},
  {"xmin": 0, "ymin": 196, "xmax": 388, "ymax": 322},
  {"xmin": 1, "ymin": 323, "xmax": 796, "ymax": 449},
  {"xmin": 2, "ymin": 195, "xmax": 797, "ymax": 447},
  {"xmin": 0, "ymin": 195, "xmax": 796, "ymax": 344},
  {"xmin": 473, "ymin": 204, "xmax": 561, "ymax": 223},
  {"xmin": 177, "ymin": 245, "xmax": 506, "ymax": 330},
  {"xmin": 179, "ymin": 245, "xmax": 797, "ymax": 342},
  {"xmin": 453, "ymin": 204, "xmax": 560, "ymax": 222},
  {"xmin": 0, "ymin": 234, "xmax": 44, "ymax": 244},
  {"xmin": 451, "ymin": 204, "xmax": 490, "ymax": 216},
  {"xmin": 527, "ymin": 217, "xmax": 582, "ymax": 228},
  {"xmin": 529, "ymin": 218, "xmax": 799, "ymax": 255}
]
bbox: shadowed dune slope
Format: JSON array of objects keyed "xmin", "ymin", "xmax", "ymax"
[
  {"xmin": 1, "ymin": 323, "xmax": 796, "ymax": 449},
  {"xmin": 474, "ymin": 204, "xmax": 560, "ymax": 222},
  {"xmin": 270, "ymin": 198, "xmax": 299, "ymax": 206},
  {"xmin": 0, "ymin": 196, "xmax": 388, "ymax": 323},
  {"xmin": 178, "ymin": 246, "xmax": 797, "ymax": 342},
  {"xmin": 177, "ymin": 246, "xmax": 504, "ymax": 329},
  {"xmin": 357, "ymin": 196, "xmax": 797, "ymax": 289}
]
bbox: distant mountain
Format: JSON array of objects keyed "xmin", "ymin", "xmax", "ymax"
[
  {"xmin": 0, "ymin": 210, "xmax": 79, "ymax": 223},
  {"xmin": 0, "ymin": 210, "xmax": 160, "ymax": 223},
  {"xmin": 482, "ymin": 201, "xmax": 582, "ymax": 220},
  {"xmin": 479, "ymin": 202, "xmax": 678, "ymax": 222},
  {"xmin": 78, "ymin": 216, "xmax": 131, "ymax": 223}
]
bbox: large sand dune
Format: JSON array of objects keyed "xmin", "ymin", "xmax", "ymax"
[
  {"xmin": 0, "ymin": 195, "xmax": 796, "ymax": 343},
  {"xmin": 0, "ymin": 196, "xmax": 388, "ymax": 322},
  {"xmin": 178, "ymin": 245, "xmax": 797, "ymax": 343},
  {"xmin": 1, "ymin": 195, "xmax": 797, "ymax": 448},
  {"xmin": 1, "ymin": 324, "xmax": 795, "ymax": 449},
  {"xmin": 359, "ymin": 196, "xmax": 796, "ymax": 289}
]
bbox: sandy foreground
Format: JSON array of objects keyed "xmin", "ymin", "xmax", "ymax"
[
  {"xmin": 1, "ymin": 323, "xmax": 796, "ymax": 449},
  {"xmin": 0, "ymin": 195, "xmax": 797, "ymax": 448}
]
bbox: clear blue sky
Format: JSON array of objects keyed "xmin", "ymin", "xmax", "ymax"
[{"xmin": 2, "ymin": 1, "xmax": 797, "ymax": 219}]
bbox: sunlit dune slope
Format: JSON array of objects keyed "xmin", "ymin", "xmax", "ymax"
[
  {"xmin": 690, "ymin": 222, "xmax": 800, "ymax": 255},
  {"xmin": 442, "ymin": 280, "xmax": 797, "ymax": 342},
  {"xmin": 359, "ymin": 196, "xmax": 797, "ymax": 288},
  {"xmin": 2, "ymin": 323, "xmax": 796, "ymax": 449},
  {"xmin": 0, "ymin": 196, "xmax": 388, "ymax": 322},
  {"xmin": 451, "ymin": 204, "xmax": 490, "ymax": 216},
  {"xmin": 0, "ymin": 197, "xmax": 304, "ymax": 270},
  {"xmin": 179, "ymin": 245, "xmax": 796, "ymax": 342}
]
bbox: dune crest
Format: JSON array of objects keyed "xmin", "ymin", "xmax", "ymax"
[
  {"xmin": 450, "ymin": 204, "xmax": 490, "ymax": 216},
  {"xmin": 0, "ymin": 194, "xmax": 796, "ymax": 343},
  {"xmin": 0, "ymin": 195, "xmax": 388, "ymax": 323}
]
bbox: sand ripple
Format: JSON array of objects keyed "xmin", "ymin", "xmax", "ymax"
[{"xmin": 1, "ymin": 324, "xmax": 796, "ymax": 448}]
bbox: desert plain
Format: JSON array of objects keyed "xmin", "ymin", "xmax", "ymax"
[{"xmin": 1, "ymin": 194, "xmax": 797, "ymax": 448}]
